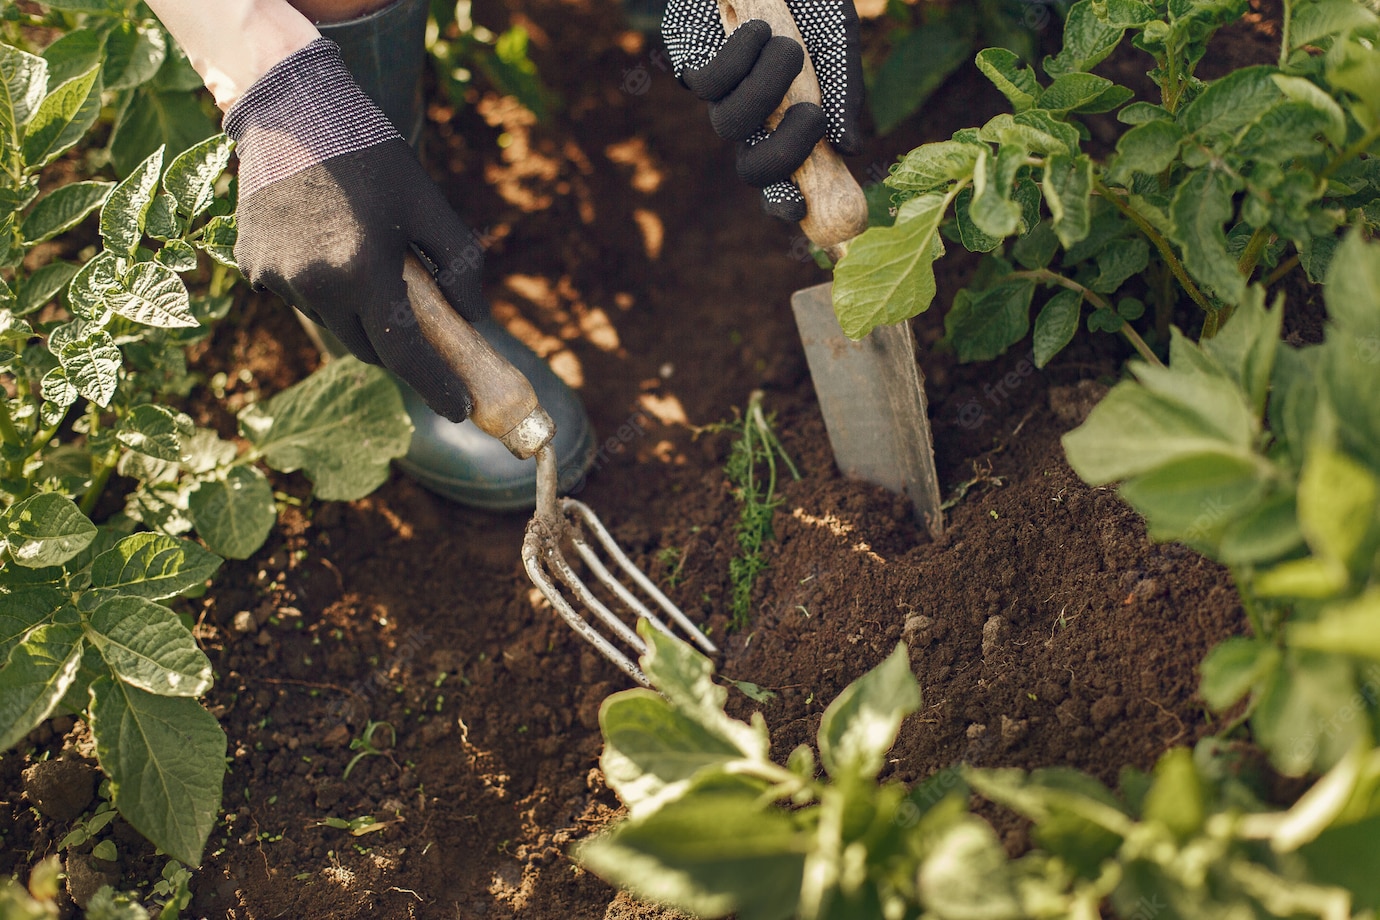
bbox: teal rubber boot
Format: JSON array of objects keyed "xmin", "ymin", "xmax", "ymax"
[{"xmin": 314, "ymin": 0, "xmax": 596, "ymax": 509}]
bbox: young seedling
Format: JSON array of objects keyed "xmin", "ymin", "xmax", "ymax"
[{"xmin": 342, "ymin": 720, "xmax": 397, "ymax": 780}]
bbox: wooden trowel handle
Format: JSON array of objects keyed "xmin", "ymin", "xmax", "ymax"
[
  {"xmin": 401, "ymin": 253, "xmax": 554, "ymax": 460},
  {"xmin": 716, "ymin": 0, "xmax": 869, "ymax": 255}
]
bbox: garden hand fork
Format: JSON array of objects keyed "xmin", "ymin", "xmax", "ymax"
[{"xmin": 400, "ymin": 254, "xmax": 716, "ymax": 686}]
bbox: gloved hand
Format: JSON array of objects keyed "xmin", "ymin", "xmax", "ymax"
[
  {"xmin": 662, "ymin": 0, "xmax": 864, "ymax": 221},
  {"xmin": 226, "ymin": 38, "xmax": 483, "ymax": 422}
]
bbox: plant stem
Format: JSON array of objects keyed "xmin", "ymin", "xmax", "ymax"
[
  {"xmin": 0, "ymin": 396, "xmax": 21, "ymax": 450},
  {"xmin": 1094, "ymin": 180, "xmax": 1216, "ymax": 316},
  {"xmin": 79, "ymin": 459, "xmax": 115, "ymax": 517},
  {"xmin": 1237, "ymin": 226, "xmax": 1273, "ymax": 279},
  {"xmin": 1279, "ymin": 0, "xmax": 1292, "ymax": 68},
  {"xmin": 1266, "ymin": 253, "xmax": 1301, "ymax": 288},
  {"xmin": 1008, "ymin": 270, "xmax": 1165, "ymax": 368}
]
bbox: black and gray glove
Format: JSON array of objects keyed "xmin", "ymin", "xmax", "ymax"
[
  {"xmin": 226, "ymin": 39, "xmax": 483, "ymax": 422},
  {"xmin": 662, "ymin": 0, "xmax": 864, "ymax": 221}
]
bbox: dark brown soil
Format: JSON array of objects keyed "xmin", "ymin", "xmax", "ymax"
[{"xmin": 2, "ymin": 2, "xmax": 1296, "ymax": 917}]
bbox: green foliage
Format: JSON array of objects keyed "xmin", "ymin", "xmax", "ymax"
[
  {"xmin": 1065, "ymin": 231, "xmax": 1380, "ymax": 779},
  {"xmin": 705, "ymin": 391, "xmax": 799, "ymax": 630},
  {"xmin": 582, "ymin": 626, "xmax": 1380, "ymax": 918},
  {"xmin": 0, "ymin": 23, "xmax": 411, "ymax": 869},
  {"xmin": 425, "ymin": 0, "xmax": 557, "ymax": 120},
  {"xmin": 835, "ymin": 0, "xmax": 1380, "ymax": 361}
]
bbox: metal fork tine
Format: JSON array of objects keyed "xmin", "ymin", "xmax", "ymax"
[
  {"xmin": 544, "ymin": 540, "xmax": 647, "ymax": 654},
  {"xmin": 564, "ymin": 498, "xmax": 719, "ymax": 654},
  {"xmin": 569, "ymin": 533, "xmax": 683, "ymax": 644}
]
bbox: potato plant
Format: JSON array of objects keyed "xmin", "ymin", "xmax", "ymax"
[
  {"xmin": 833, "ymin": 0, "xmax": 1380, "ymax": 363},
  {"xmin": 1, "ymin": 22, "xmax": 411, "ymax": 866}
]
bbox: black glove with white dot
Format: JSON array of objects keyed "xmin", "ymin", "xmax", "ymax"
[{"xmin": 662, "ymin": 0, "xmax": 864, "ymax": 221}]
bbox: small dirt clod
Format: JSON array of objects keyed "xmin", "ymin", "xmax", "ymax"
[{"xmin": 22, "ymin": 758, "xmax": 98, "ymax": 822}]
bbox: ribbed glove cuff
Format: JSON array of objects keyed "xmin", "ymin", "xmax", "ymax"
[{"xmin": 224, "ymin": 38, "xmax": 400, "ymax": 199}]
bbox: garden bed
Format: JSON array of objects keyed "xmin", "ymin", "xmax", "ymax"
[{"xmin": 0, "ymin": 1, "xmax": 1302, "ymax": 916}]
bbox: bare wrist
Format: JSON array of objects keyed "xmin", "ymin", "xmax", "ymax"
[{"xmin": 287, "ymin": 0, "xmax": 396, "ymax": 23}]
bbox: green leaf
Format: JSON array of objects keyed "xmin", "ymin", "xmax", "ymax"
[
  {"xmin": 1117, "ymin": 101, "xmax": 1171, "ymax": 124},
  {"xmin": 143, "ymin": 192, "xmax": 179, "ymax": 240},
  {"xmin": 1119, "ymin": 451, "xmax": 1269, "ymax": 546},
  {"xmin": 0, "ymin": 45, "xmax": 48, "ymax": 153},
  {"xmin": 20, "ymin": 181, "xmax": 113, "ymax": 246},
  {"xmin": 1043, "ymin": 0, "xmax": 1128, "ymax": 76},
  {"xmin": 84, "ymin": 595, "xmax": 211, "ymax": 697},
  {"xmin": 90, "ymin": 532, "xmax": 221, "ymax": 601},
  {"xmin": 1013, "ymin": 220, "xmax": 1060, "ymax": 269},
  {"xmin": 1179, "ymin": 65, "xmax": 1284, "ymax": 142},
  {"xmin": 237, "ymin": 358, "xmax": 411, "ymax": 500},
  {"xmin": 1033, "ymin": 288, "xmax": 1083, "ymax": 368},
  {"xmin": 975, "ymin": 48, "xmax": 1039, "ymax": 112},
  {"xmin": 1199, "ymin": 636, "xmax": 1279, "ymax": 710},
  {"xmin": 66, "ymin": 249, "xmax": 121, "ymax": 318},
  {"xmin": 1290, "ymin": 0, "xmax": 1380, "ymax": 49},
  {"xmin": 833, "ymin": 193, "xmax": 948, "ymax": 339},
  {"xmin": 944, "ymin": 278, "xmax": 1035, "ymax": 363},
  {"xmin": 1042, "ymin": 154, "xmax": 1094, "ymax": 247},
  {"xmin": 0, "ymin": 585, "xmax": 67, "ymax": 663},
  {"xmin": 886, "ymin": 140, "xmax": 983, "ymax": 194},
  {"xmin": 100, "ymin": 145, "xmax": 165, "ymax": 258},
  {"xmin": 1253, "ymin": 649, "xmax": 1362, "ymax": 775},
  {"xmin": 919, "ymin": 818, "xmax": 1023, "ymax": 920},
  {"xmin": 60, "ymin": 329, "xmax": 121, "ymax": 407},
  {"xmin": 1201, "ymin": 286, "xmax": 1281, "ymax": 415},
  {"xmin": 817, "ymin": 643, "xmax": 920, "ymax": 780},
  {"xmin": 1142, "ymin": 748, "xmax": 1205, "ymax": 840},
  {"xmin": 575, "ymin": 772, "xmax": 805, "ymax": 920},
  {"xmin": 970, "ymin": 146, "xmax": 1024, "ymax": 238},
  {"xmin": 15, "ymin": 261, "xmax": 78, "ymax": 316},
  {"xmin": 116, "ymin": 403, "xmax": 194, "ymax": 461},
  {"xmin": 102, "ymin": 20, "xmax": 167, "ymax": 92},
  {"xmin": 1322, "ymin": 230, "xmax": 1380, "ymax": 340},
  {"xmin": 1300, "ymin": 814, "xmax": 1380, "ymax": 909},
  {"xmin": 1038, "ymin": 72, "xmax": 1117, "ymax": 114},
  {"xmin": 954, "ymin": 188, "xmax": 1003, "ymax": 253},
  {"xmin": 163, "ymin": 134, "xmax": 231, "ymax": 218},
  {"xmin": 1271, "ymin": 75, "xmax": 1348, "ymax": 147},
  {"xmin": 979, "ymin": 111, "xmax": 1076, "ymax": 156},
  {"xmin": 1290, "ymin": 590, "xmax": 1380, "ymax": 661},
  {"xmin": 1217, "ymin": 490, "xmax": 1305, "ymax": 565},
  {"xmin": 869, "ymin": 19, "xmax": 976, "ymax": 136},
  {"xmin": 196, "ymin": 215, "xmax": 237, "ymax": 268},
  {"xmin": 21, "ymin": 64, "xmax": 101, "ymax": 169},
  {"xmin": 0, "ymin": 620, "xmax": 83, "ymax": 751},
  {"xmin": 106, "ymin": 261, "xmax": 196, "ymax": 328},
  {"xmin": 89, "ymin": 676, "xmax": 225, "ymax": 866},
  {"xmin": 156, "ymin": 238, "xmax": 197, "ymax": 272},
  {"xmin": 1088, "ymin": 238, "xmax": 1150, "ymax": 293},
  {"xmin": 1169, "ymin": 168, "xmax": 1246, "ymax": 303},
  {"xmin": 1109, "ymin": 120, "xmax": 1185, "ymax": 182},
  {"xmin": 39, "ymin": 366, "xmax": 77, "ymax": 408},
  {"xmin": 966, "ymin": 766, "xmax": 1130, "ymax": 868},
  {"xmin": 41, "ymin": 27, "xmax": 106, "ymax": 89},
  {"xmin": 5, "ymin": 492, "xmax": 96, "ymax": 568},
  {"xmin": 186, "ymin": 465, "xmax": 276, "ymax": 560},
  {"xmin": 109, "ymin": 89, "xmax": 216, "ymax": 178}
]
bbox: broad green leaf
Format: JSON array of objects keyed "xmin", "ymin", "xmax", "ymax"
[
  {"xmin": 886, "ymin": 141, "xmax": 983, "ymax": 194},
  {"xmin": 237, "ymin": 358, "xmax": 411, "ymax": 500},
  {"xmin": 1179, "ymin": 66, "xmax": 1284, "ymax": 142},
  {"xmin": 979, "ymin": 112, "xmax": 1075, "ymax": 156},
  {"xmin": 1120, "ymin": 452, "xmax": 1269, "ymax": 547},
  {"xmin": 0, "ymin": 586, "xmax": 66, "ymax": 663},
  {"xmin": 1118, "ymin": 101, "xmax": 1171, "ymax": 124},
  {"xmin": 109, "ymin": 89, "xmax": 216, "ymax": 178},
  {"xmin": 21, "ymin": 65, "xmax": 100, "ymax": 169},
  {"xmin": 143, "ymin": 192, "xmax": 179, "ymax": 240},
  {"xmin": 575, "ymin": 772, "xmax": 805, "ymax": 920},
  {"xmin": 1088, "ymin": 238, "xmax": 1150, "ymax": 293},
  {"xmin": 106, "ymin": 261, "xmax": 196, "ymax": 328},
  {"xmin": 116, "ymin": 403, "xmax": 194, "ymax": 461},
  {"xmin": 919, "ymin": 819, "xmax": 1023, "ymax": 920},
  {"xmin": 156, "ymin": 239, "xmax": 198, "ymax": 272},
  {"xmin": 1130, "ymin": 339, "xmax": 1259, "ymax": 443},
  {"xmin": 1013, "ymin": 219, "xmax": 1060, "ymax": 269},
  {"xmin": 88, "ymin": 676, "xmax": 225, "ymax": 866},
  {"xmin": 1290, "ymin": 0, "xmax": 1380, "ymax": 49},
  {"xmin": 869, "ymin": 19, "xmax": 975, "ymax": 136},
  {"xmin": 818, "ymin": 643, "xmax": 920, "ymax": 779},
  {"xmin": 1142, "ymin": 748, "xmax": 1205, "ymax": 841},
  {"xmin": 90, "ymin": 532, "xmax": 221, "ymax": 601},
  {"xmin": 21, "ymin": 181, "xmax": 112, "ymax": 245},
  {"xmin": 966, "ymin": 766, "xmax": 1132, "ymax": 858},
  {"xmin": 975, "ymin": 48, "xmax": 1039, "ymax": 112},
  {"xmin": 186, "ymin": 465, "xmax": 276, "ymax": 559},
  {"xmin": 180, "ymin": 428, "xmax": 238, "ymax": 474},
  {"xmin": 1253, "ymin": 649, "xmax": 1363, "ymax": 775},
  {"xmin": 954, "ymin": 188, "xmax": 1003, "ymax": 253},
  {"xmin": 1043, "ymin": 0, "xmax": 1128, "ymax": 75},
  {"xmin": 1300, "ymin": 814, "xmax": 1380, "ymax": 908},
  {"xmin": 970, "ymin": 146, "xmax": 1023, "ymax": 239},
  {"xmin": 833, "ymin": 193, "xmax": 948, "ymax": 339},
  {"xmin": 66, "ymin": 248, "xmax": 121, "ymax": 318},
  {"xmin": 15, "ymin": 261, "xmax": 78, "ymax": 316},
  {"xmin": 100, "ymin": 145, "xmax": 164, "ymax": 258},
  {"xmin": 1169, "ymin": 168, "xmax": 1246, "ymax": 303},
  {"xmin": 41, "ymin": 27, "xmax": 105, "ymax": 88},
  {"xmin": 600, "ymin": 690, "xmax": 755, "ymax": 817},
  {"xmin": 1291, "ymin": 590, "xmax": 1380, "ymax": 661},
  {"xmin": 1038, "ymin": 72, "xmax": 1117, "ymax": 114},
  {"xmin": 85, "ymin": 595, "xmax": 211, "ymax": 696},
  {"xmin": 1109, "ymin": 120, "xmax": 1184, "ymax": 182},
  {"xmin": 102, "ymin": 20, "xmax": 167, "ymax": 92},
  {"xmin": 60, "ymin": 329, "xmax": 121, "ymax": 407},
  {"xmin": 1329, "ymin": 35, "xmax": 1380, "ymax": 130},
  {"xmin": 0, "ymin": 620, "xmax": 83, "ymax": 751},
  {"xmin": 1042, "ymin": 154, "xmax": 1094, "ymax": 247},
  {"xmin": 197, "ymin": 215, "xmax": 237, "ymax": 268},
  {"xmin": 1323, "ymin": 230, "xmax": 1380, "ymax": 340},
  {"xmin": 1271, "ymin": 75, "xmax": 1348, "ymax": 147},
  {"xmin": 1218, "ymin": 490, "xmax": 1305, "ymax": 564},
  {"xmin": 1094, "ymin": 0, "xmax": 1155, "ymax": 27},
  {"xmin": 1034, "ymin": 288, "xmax": 1083, "ymax": 368},
  {"xmin": 1199, "ymin": 637, "xmax": 1280, "ymax": 710},
  {"xmin": 1201, "ymin": 286, "xmax": 1281, "ymax": 414},
  {"xmin": 5, "ymin": 492, "xmax": 96, "ymax": 568},
  {"xmin": 1234, "ymin": 100, "xmax": 1336, "ymax": 163},
  {"xmin": 163, "ymin": 134, "xmax": 231, "ymax": 218},
  {"xmin": 0, "ymin": 45, "xmax": 47, "ymax": 152},
  {"xmin": 40, "ymin": 366, "xmax": 77, "ymax": 407},
  {"xmin": 944, "ymin": 278, "xmax": 1034, "ymax": 363}
]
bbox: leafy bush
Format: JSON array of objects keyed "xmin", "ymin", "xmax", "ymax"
[
  {"xmin": 1, "ymin": 21, "xmax": 410, "ymax": 865},
  {"xmin": 579, "ymin": 623, "xmax": 1380, "ymax": 919},
  {"xmin": 834, "ymin": 0, "xmax": 1380, "ymax": 363}
]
